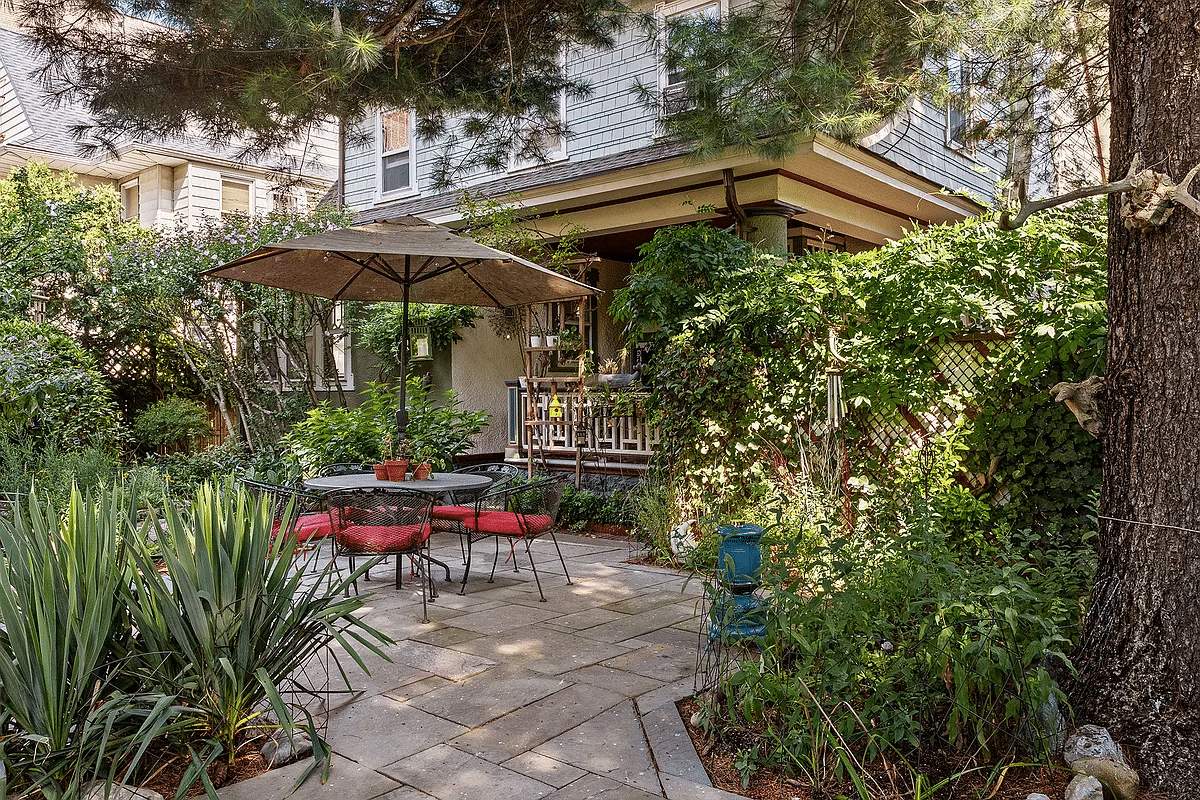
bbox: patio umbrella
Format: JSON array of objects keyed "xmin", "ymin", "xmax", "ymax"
[{"xmin": 203, "ymin": 216, "xmax": 596, "ymax": 436}]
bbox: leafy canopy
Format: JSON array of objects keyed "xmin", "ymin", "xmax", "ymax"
[
  {"xmin": 20, "ymin": 0, "xmax": 628, "ymax": 177},
  {"xmin": 616, "ymin": 204, "xmax": 1106, "ymax": 532}
]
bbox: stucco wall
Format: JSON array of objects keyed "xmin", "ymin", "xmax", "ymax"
[{"xmin": 449, "ymin": 322, "xmax": 526, "ymax": 454}]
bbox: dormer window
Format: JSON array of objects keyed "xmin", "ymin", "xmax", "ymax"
[{"xmin": 379, "ymin": 109, "xmax": 416, "ymax": 198}]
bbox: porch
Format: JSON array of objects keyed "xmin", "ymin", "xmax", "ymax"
[{"xmin": 504, "ymin": 381, "xmax": 659, "ymax": 475}]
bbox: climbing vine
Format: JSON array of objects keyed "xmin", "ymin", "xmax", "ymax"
[{"xmin": 616, "ymin": 203, "xmax": 1107, "ymax": 537}]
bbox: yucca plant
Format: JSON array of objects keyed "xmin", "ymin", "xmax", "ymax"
[
  {"xmin": 0, "ymin": 487, "xmax": 182, "ymax": 800},
  {"xmin": 126, "ymin": 480, "xmax": 388, "ymax": 780}
]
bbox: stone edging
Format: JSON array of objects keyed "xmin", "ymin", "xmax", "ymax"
[{"xmin": 634, "ymin": 678, "xmax": 747, "ymax": 800}]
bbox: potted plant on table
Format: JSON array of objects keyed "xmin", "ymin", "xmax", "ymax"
[
  {"xmin": 410, "ymin": 444, "xmax": 436, "ymax": 480},
  {"xmin": 386, "ymin": 438, "xmax": 412, "ymax": 481}
]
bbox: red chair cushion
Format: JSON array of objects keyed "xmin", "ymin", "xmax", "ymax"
[
  {"xmin": 465, "ymin": 511, "xmax": 553, "ymax": 537},
  {"xmin": 293, "ymin": 513, "xmax": 333, "ymax": 542},
  {"xmin": 271, "ymin": 513, "xmax": 334, "ymax": 542},
  {"xmin": 336, "ymin": 523, "xmax": 431, "ymax": 552},
  {"xmin": 431, "ymin": 505, "xmax": 476, "ymax": 522}
]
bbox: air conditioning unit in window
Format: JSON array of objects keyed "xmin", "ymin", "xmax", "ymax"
[{"xmin": 661, "ymin": 82, "xmax": 695, "ymax": 115}]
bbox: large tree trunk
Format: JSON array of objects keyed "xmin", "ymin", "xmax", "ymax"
[{"xmin": 1073, "ymin": 0, "xmax": 1200, "ymax": 792}]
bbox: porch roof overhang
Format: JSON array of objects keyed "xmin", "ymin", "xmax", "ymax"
[{"xmin": 357, "ymin": 133, "xmax": 986, "ymax": 247}]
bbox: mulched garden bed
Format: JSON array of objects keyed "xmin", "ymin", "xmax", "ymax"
[{"xmin": 676, "ymin": 697, "xmax": 1073, "ymax": 800}]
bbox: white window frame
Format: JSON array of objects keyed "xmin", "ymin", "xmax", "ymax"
[
  {"xmin": 656, "ymin": 0, "xmax": 726, "ymax": 117},
  {"xmin": 220, "ymin": 176, "xmax": 254, "ymax": 219},
  {"xmin": 945, "ymin": 54, "xmax": 978, "ymax": 157},
  {"xmin": 508, "ymin": 92, "xmax": 569, "ymax": 172},
  {"xmin": 376, "ymin": 109, "xmax": 418, "ymax": 203},
  {"xmin": 271, "ymin": 188, "xmax": 299, "ymax": 214},
  {"xmin": 121, "ymin": 179, "xmax": 140, "ymax": 222},
  {"xmin": 257, "ymin": 301, "xmax": 355, "ymax": 393}
]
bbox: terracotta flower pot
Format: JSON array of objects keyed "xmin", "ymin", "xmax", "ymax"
[
  {"xmin": 385, "ymin": 460, "xmax": 409, "ymax": 481},
  {"xmin": 372, "ymin": 464, "xmax": 389, "ymax": 480},
  {"xmin": 412, "ymin": 462, "xmax": 433, "ymax": 480}
]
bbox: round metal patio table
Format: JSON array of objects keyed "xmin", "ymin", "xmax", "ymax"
[
  {"xmin": 303, "ymin": 472, "xmax": 492, "ymax": 496},
  {"xmin": 304, "ymin": 472, "xmax": 494, "ymax": 590}
]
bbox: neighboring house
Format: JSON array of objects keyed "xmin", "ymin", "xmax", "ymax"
[
  {"xmin": 0, "ymin": 18, "xmax": 337, "ymax": 229},
  {"xmin": 0, "ymin": 14, "xmax": 358, "ymax": 413}
]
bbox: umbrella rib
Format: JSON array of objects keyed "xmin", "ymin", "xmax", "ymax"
[{"xmin": 413, "ymin": 258, "xmax": 507, "ymax": 307}]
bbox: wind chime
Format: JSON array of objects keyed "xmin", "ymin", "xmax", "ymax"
[{"xmin": 827, "ymin": 328, "xmax": 851, "ymax": 522}]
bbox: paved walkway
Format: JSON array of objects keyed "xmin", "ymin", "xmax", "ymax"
[{"xmin": 218, "ymin": 533, "xmax": 744, "ymax": 800}]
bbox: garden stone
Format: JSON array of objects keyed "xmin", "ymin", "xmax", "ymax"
[
  {"xmin": 260, "ymin": 728, "xmax": 313, "ymax": 767},
  {"xmin": 1025, "ymin": 794, "xmax": 1051, "ymax": 800},
  {"xmin": 1065, "ymin": 774, "xmax": 1104, "ymax": 800},
  {"xmin": 1063, "ymin": 724, "xmax": 1126, "ymax": 766},
  {"xmin": 82, "ymin": 782, "xmax": 164, "ymax": 800},
  {"xmin": 1070, "ymin": 757, "xmax": 1140, "ymax": 800},
  {"xmin": 1016, "ymin": 687, "xmax": 1067, "ymax": 758}
]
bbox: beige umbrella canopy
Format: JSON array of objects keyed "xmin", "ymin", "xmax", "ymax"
[
  {"xmin": 203, "ymin": 216, "xmax": 595, "ymax": 306},
  {"xmin": 203, "ymin": 215, "xmax": 597, "ymax": 436}
]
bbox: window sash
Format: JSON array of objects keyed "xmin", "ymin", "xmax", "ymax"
[{"xmin": 221, "ymin": 179, "xmax": 251, "ymax": 216}]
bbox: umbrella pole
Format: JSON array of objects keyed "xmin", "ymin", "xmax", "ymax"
[{"xmin": 398, "ymin": 255, "xmax": 411, "ymax": 439}]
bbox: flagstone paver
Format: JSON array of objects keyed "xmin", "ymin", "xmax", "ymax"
[
  {"xmin": 380, "ymin": 744, "xmax": 555, "ymax": 800},
  {"xmin": 533, "ymin": 701, "xmax": 660, "ymax": 793},
  {"xmin": 219, "ymin": 532, "xmax": 732, "ymax": 799}
]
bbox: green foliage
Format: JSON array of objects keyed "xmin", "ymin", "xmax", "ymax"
[
  {"xmin": 0, "ymin": 162, "xmax": 143, "ymax": 321},
  {"xmin": 132, "ymin": 396, "xmax": 212, "ymax": 452},
  {"xmin": 0, "ymin": 436, "xmax": 119, "ymax": 510},
  {"xmin": 616, "ymin": 205, "xmax": 1107, "ymax": 536},
  {"xmin": 558, "ymin": 485, "xmax": 633, "ymax": 530},
  {"xmin": 110, "ymin": 207, "xmax": 354, "ymax": 451},
  {"xmin": 0, "ymin": 318, "xmax": 122, "ymax": 450},
  {"xmin": 705, "ymin": 490, "xmax": 1090, "ymax": 786},
  {"xmin": 283, "ymin": 379, "xmax": 489, "ymax": 473},
  {"xmin": 639, "ymin": 0, "xmax": 931, "ymax": 159},
  {"xmin": 0, "ymin": 486, "xmax": 183, "ymax": 799},
  {"xmin": 151, "ymin": 440, "xmax": 252, "ymax": 498},
  {"xmin": 357, "ymin": 303, "xmax": 482, "ymax": 368},
  {"xmin": 125, "ymin": 481, "xmax": 389, "ymax": 764}
]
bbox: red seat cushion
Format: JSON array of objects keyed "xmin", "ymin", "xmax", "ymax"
[
  {"xmin": 465, "ymin": 511, "xmax": 553, "ymax": 537},
  {"xmin": 271, "ymin": 513, "xmax": 334, "ymax": 543},
  {"xmin": 293, "ymin": 513, "xmax": 333, "ymax": 542},
  {"xmin": 431, "ymin": 505, "xmax": 475, "ymax": 522},
  {"xmin": 336, "ymin": 523, "xmax": 431, "ymax": 552}
]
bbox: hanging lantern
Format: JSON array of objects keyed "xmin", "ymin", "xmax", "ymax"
[{"xmin": 409, "ymin": 324, "xmax": 433, "ymax": 362}]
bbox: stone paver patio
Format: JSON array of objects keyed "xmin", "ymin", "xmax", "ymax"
[{"xmin": 217, "ymin": 532, "xmax": 744, "ymax": 800}]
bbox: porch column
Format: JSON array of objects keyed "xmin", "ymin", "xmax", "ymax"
[{"xmin": 744, "ymin": 201, "xmax": 805, "ymax": 254}]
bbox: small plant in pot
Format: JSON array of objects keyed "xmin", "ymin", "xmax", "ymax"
[
  {"xmin": 387, "ymin": 438, "xmax": 413, "ymax": 481},
  {"xmin": 411, "ymin": 445, "xmax": 436, "ymax": 480}
]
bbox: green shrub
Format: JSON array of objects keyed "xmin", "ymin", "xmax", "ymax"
[
  {"xmin": 558, "ymin": 485, "xmax": 633, "ymax": 530},
  {"xmin": 132, "ymin": 396, "xmax": 212, "ymax": 452},
  {"xmin": 0, "ymin": 435, "xmax": 119, "ymax": 509},
  {"xmin": 0, "ymin": 319, "xmax": 122, "ymax": 450},
  {"xmin": 700, "ymin": 474, "xmax": 1092, "ymax": 788},
  {"xmin": 125, "ymin": 481, "xmax": 389, "ymax": 773},
  {"xmin": 0, "ymin": 486, "xmax": 182, "ymax": 798},
  {"xmin": 151, "ymin": 439, "xmax": 248, "ymax": 497},
  {"xmin": 283, "ymin": 378, "xmax": 488, "ymax": 473}
]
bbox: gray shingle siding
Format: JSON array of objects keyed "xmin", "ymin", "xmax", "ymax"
[{"xmin": 345, "ymin": 22, "xmax": 1002, "ymax": 219}]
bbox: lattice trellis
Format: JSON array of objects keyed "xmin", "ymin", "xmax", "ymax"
[{"xmin": 845, "ymin": 336, "xmax": 1009, "ymax": 495}]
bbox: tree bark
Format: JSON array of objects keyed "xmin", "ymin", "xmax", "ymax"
[{"xmin": 1074, "ymin": 0, "xmax": 1200, "ymax": 792}]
